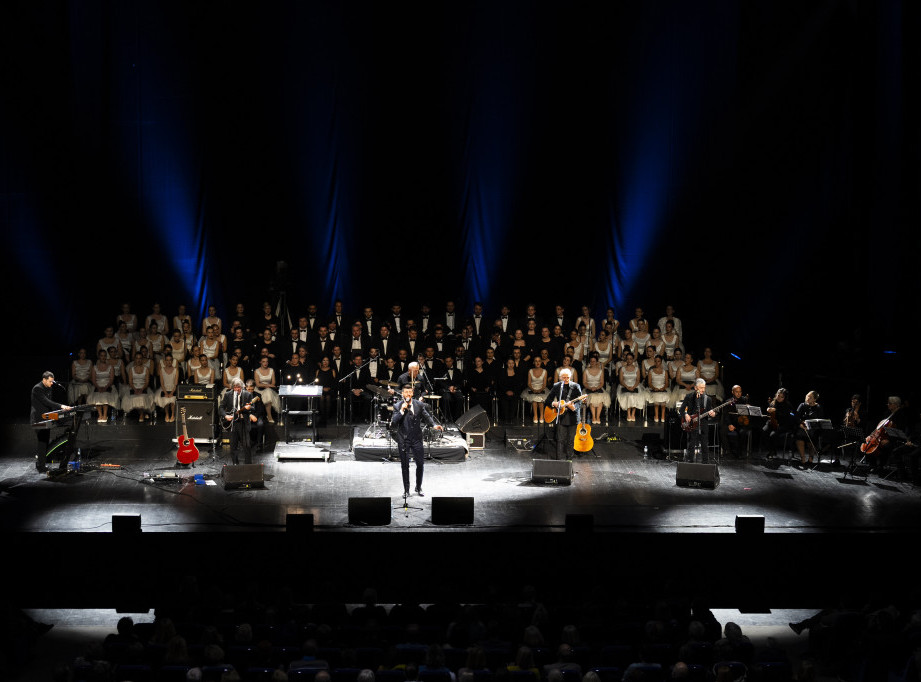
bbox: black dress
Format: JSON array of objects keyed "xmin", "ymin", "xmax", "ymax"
[{"xmin": 465, "ymin": 368, "xmax": 493, "ymax": 413}]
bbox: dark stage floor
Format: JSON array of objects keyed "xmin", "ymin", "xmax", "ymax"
[{"xmin": 2, "ymin": 416, "xmax": 919, "ymax": 609}]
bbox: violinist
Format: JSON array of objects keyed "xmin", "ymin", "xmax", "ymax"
[
  {"xmin": 720, "ymin": 385, "xmax": 752, "ymax": 458},
  {"xmin": 764, "ymin": 388, "xmax": 797, "ymax": 459},
  {"xmin": 843, "ymin": 394, "xmax": 862, "ymax": 431},
  {"xmin": 793, "ymin": 391, "xmax": 824, "ymax": 468}
]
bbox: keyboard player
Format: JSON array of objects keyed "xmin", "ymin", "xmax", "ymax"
[{"xmin": 31, "ymin": 371, "xmax": 72, "ymax": 473}]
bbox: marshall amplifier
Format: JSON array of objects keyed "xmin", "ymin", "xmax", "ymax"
[
  {"xmin": 177, "ymin": 383, "xmax": 217, "ymax": 400},
  {"xmin": 176, "ymin": 399, "xmax": 216, "ymax": 443}
]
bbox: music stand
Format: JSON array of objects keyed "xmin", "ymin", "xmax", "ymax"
[
  {"xmin": 736, "ymin": 405, "xmax": 762, "ymax": 460},
  {"xmin": 804, "ymin": 419, "xmax": 834, "ymax": 469}
]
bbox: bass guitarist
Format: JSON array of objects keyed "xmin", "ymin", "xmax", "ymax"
[
  {"xmin": 681, "ymin": 378, "xmax": 716, "ymax": 463},
  {"xmin": 543, "ymin": 368, "xmax": 583, "ymax": 460},
  {"xmin": 219, "ymin": 378, "xmax": 254, "ymax": 464}
]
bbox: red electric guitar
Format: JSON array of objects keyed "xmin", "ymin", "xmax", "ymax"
[{"xmin": 176, "ymin": 406, "xmax": 200, "ymax": 465}]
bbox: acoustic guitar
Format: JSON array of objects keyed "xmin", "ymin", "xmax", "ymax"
[
  {"xmin": 176, "ymin": 406, "xmax": 200, "ymax": 465},
  {"xmin": 544, "ymin": 393, "xmax": 589, "ymax": 424},
  {"xmin": 574, "ymin": 422, "xmax": 594, "ymax": 452}
]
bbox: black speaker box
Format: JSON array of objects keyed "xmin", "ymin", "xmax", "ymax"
[
  {"xmin": 676, "ymin": 462, "xmax": 720, "ymax": 489},
  {"xmin": 286, "ymin": 513, "xmax": 315, "ymax": 534},
  {"xmin": 177, "ymin": 399, "xmax": 216, "ymax": 441},
  {"xmin": 455, "ymin": 405, "xmax": 490, "ymax": 434},
  {"xmin": 565, "ymin": 513, "xmax": 594, "ymax": 533},
  {"xmin": 348, "ymin": 497, "xmax": 392, "ymax": 525},
  {"xmin": 112, "ymin": 514, "xmax": 141, "ymax": 534},
  {"xmin": 432, "ymin": 497, "xmax": 474, "ymax": 525},
  {"xmin": 735, "ymin": 514, "xmax": 765, "ymax": 534},
  {"xmin": 532, "ymin": 459, "xmax": 573, "ymax": 485},
  {"xmin": 221, "ymin": 463, "xmax": 265, "ymax": 489}
]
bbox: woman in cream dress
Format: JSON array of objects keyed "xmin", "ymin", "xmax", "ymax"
[
  {"xmin": 616, "ymin": 352, "xmax": 646, "ymax": 422},
  {"xmin": 645, "ymin": 355, "xmax": 670, "ymax": 423},
  {"xmin": 253, "ymin": 356, "xmax": 279, "ymax": 423},
  {"xmin": 521, "ymin": 356, "xmax": 550, "ymax": 423},
  {"xmin": 68, "ymin": 348, "xmax": 93, "ymax": 405},
  {"xmin": 583, "ymin": 352, "xmax": 610, "ymax": 425},
  {"xmin": 156, "ymin": 355, "xmax": 179, "ymax": 422}
]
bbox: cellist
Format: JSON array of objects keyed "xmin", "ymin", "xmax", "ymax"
[{"xmin": 863, "ymin": 396, "xmax": 904, "ymax": 472}]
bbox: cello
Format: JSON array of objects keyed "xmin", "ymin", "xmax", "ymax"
[{"xmin": 861, "ymin": 418, "xmax": 890, "ymax": 455}]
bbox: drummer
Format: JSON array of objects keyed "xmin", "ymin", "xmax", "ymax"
[{"xmin": 394, "ymin": 361, "xmax": 430, "ymax": 400}]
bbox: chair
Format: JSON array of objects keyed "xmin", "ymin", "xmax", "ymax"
[
  {"xmin": 588, "ymin": 667, "xmax": 622, "ymax": 682},
  {"xmin": 113, "ymin": 664, "xmax": 154, "ymax": 682},
  {"xmin": 244, "ymin": 668, "xmax": 279, "ymax": 682},
  {"xmin": 288, "ymin": 669, "xmax": 324, "ymax": 682},
  {"xmin": 158, "ymin": 666, "xmax": 193, "ymax": 682},
  {"xmin": 754, "ymin": 660, "xmax": 793, "ymax": 682},
  {"xmin": 712, "ymin": 661, "xmax": 747, "ymax": 682}
]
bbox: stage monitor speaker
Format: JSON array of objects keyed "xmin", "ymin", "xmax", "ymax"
[
  {"xmin": 348, "ymin": 497, "xmax": 392, "ymax": 526},
  {"xmin": 456, "ymin": 405, "xmax": 490, "ymax": 434},
  {"xmin": 565, "ymin": 513, "xmax": 594, "ymax": 533},
  {"xmin": 177, "ymin": 399, "xmax": 216, "ymax": 442},
  {"xmin": 532, "ymin": 459, "xmax": 573, "ymax": 485},
  {"xmin": 735, "ymin": 514, "xmax": 765, "ymax": 534},
  {"xmin": 676, "ymin": 462, "xmax": 720, "ymax": 489},
  {"xmin": 432, "ymin": 496, "xmax": 474, "ymax": 525},
  {"xmin": 221, "ymin": 463, "xmax": 265, "ymax": 489},
  {"xmin": 112, "ymin": 514, "xmax": 141, "ymax": 534},
  {"xmin": 286, "ymin": 513, "xmax": 314, "ymax": 533}
]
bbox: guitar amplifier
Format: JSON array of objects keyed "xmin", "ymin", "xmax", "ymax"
[
  {"xmin": 177, "ymin": 383, "xmax": 216, "ymax": 400},
  {"xmin": 176, "ymin": 399, "xmax": 216, "ymax": 442}
]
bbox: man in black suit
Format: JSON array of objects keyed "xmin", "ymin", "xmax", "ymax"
[
  {"xmin": 245, "ymin": 379, "xmax": 268, "ymax": 451},
  {"xmin": 465, "ymin": 302, "xmax": 489, "ymax": 340},
  {"xmin": 680, "ymin": 378, "xmax": 717, "ymax": 463},
  {"xmin": 343, "ymin": 352, "xmax": 373, "ymax": 422},
  {"xmin": 220, "ymin": 378, "xmax": 255, "ymax": 464},
  {"xmin": 425, "ymin": 325, "xmax": 453, "ymax": 359},
  {"xmin": 544, "ymin": 369, "xmax": 583, "ymax": 461},
  {"xmin": 328, "ymin": 299, "xmax": 347, "ymax": 332},
  {"xmin": 437, "ymin": 300, "xmax": 460, "ymax": 336},
  {"xmin": 356, "ymin": 306, "xmax": 381, "ymax": 340},
  {"xmin": 384, "ymin": 303, "xmax": 406, "ymax": 341},
  {"xmin": 377, "ymin": 324, "xmax": 398, "ymax": 360},
  {"xmin": 551, "ymin": 304, "xmax": 573, "ymax": 336},
  {"xmin": 518, "ymin": 303, "xmax": 542, "ymax": 335},
  {"xmin": 439, "ymin": 355, "xmax": 465, "ymax": 423},
  {"xmin": 31, "ymin": 371, "xmax": 73, "ymax": 473},
  {"xmin": 392, "ymin": 385, "xmax": 443, "ymax": 497},
  {"xmin": 309, "ymin": 324, "xmax": 333, "ymax": 362},
  {"xmin": 345, "ymin": 323, "xmax": 371, "ymax": 359},
  {"xmin": 284, "ymin": 327, "xmax": 308, "ymax": 359}
]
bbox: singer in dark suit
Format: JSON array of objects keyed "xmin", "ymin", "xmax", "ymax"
[
  {"xmin": 220, "ymin": 378, "xmax": 254, "ymax": 464},
  {"xmin": 31, "ymin": 371, "xmax": 72, "ymax": 473},
  {"xmin": 391, "ymin": 385, "xmax": 443, "ymax": 496},
  {"xmin": 680, "ymin": 378, "xmax": 716, "ymax": 463},
  {"xmin": 543, "ymin": 369, "xmax": 583, "ymax": 460}
]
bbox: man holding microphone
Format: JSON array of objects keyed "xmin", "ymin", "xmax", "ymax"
[{"xmin": 391, "ymin": 385, "xmax": 443, "ymax": 498}]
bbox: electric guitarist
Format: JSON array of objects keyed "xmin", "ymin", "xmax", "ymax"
[
  {"xmin": 543, "ymin": 368, "xmax": 584, "ymax": 460},
  {"xmin": 680, "ymin": 378, "xmax": 716, "ymax": 463},
  {"xmin": 219, "ymin": 378, "xmax": 254, "ymax": 464}
]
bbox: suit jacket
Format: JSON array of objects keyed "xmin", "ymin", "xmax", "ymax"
[
  {"xmin": 680, "ymin": 391, "xmax": 714, "ymax": 425},
  {"xmin": 544, "ymin": 381, "xmax": 583, "ymax": 426},
  {"xmin": 31, "ymin": 382, "xmax": 64, "ymax": 423},
  {"xmin": 219, "ymin": 389, "xmax": 255, "ymax": 426},
  {"xmin": 391, "ymin": 398, "xmax": 437, "ymax": 443},
  {"xmin": 465, "ymin": 314, "xmax": 490, "ymax": 339},
  {"xmin": 357, "ymin": 315, "xmax": 382, "ymax": 340},
  {"xmin": 344, "ymin": 334, "xmax": 371, "ymax": 359},
  {"xmin": 377, "ymin": 336, "xmax": 398, "ymax": 360},
  {"xmin": 309, "ymin": 336, "xmax": 334, "ymax": 361}
]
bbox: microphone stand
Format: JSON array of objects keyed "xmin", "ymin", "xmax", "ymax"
[{"xmin": 338, "ymin": 358, "xmax": 373, "ymax": 424}]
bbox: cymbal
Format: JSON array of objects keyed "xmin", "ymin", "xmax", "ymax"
[{"xmin": 365, "ymin": 384, "xmax": 392, "ymax": 399}]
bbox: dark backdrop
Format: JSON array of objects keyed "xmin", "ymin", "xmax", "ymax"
[{"xmin": 2, "ymin": 1, "xmax": 919, "ymax": 410}]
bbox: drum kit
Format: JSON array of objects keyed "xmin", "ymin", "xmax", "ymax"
[{"xmin": 364, "ymin": 381, "xmax": 445, "ymax": 441}]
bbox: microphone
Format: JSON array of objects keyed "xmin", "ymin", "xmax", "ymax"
[{"xmin": 53, "ymin": 380, "xmax": 65, "ymax": 388}]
